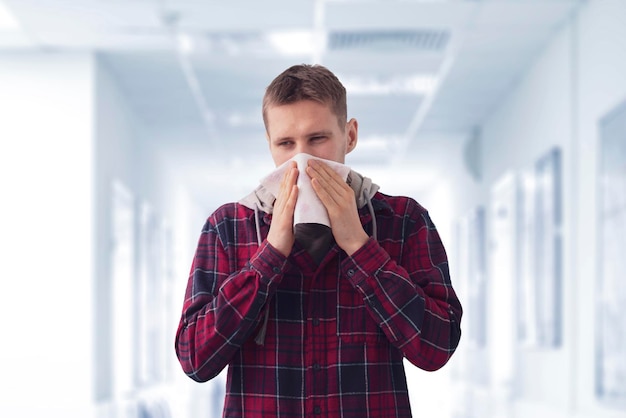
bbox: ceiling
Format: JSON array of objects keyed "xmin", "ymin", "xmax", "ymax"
[{"xmin": 0, "ymin": 0, "xmax": 583, "ymax": 206}]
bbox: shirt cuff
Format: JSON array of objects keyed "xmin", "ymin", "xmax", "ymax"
[
  {"xmin": 249, "ymin": 240, "xmax": 289, "ymax": 284},
  {"xmin": 341, "ymin": 237, "xmax": 390, "ymax": 290}
]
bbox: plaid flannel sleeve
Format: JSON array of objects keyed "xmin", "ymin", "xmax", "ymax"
[
  {"xmin": 342, "ymin": 206, "xmax": 463, "ymax": 371},
  {"xmin": 175, "ymin": 215, "xmax": 287, "ymax": 382}
]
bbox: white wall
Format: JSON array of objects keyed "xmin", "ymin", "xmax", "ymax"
[
  {"xmin": 0, "ymin": 52, "xmax": 96, "ymax": 417},
  {"xmin": 0, "ymin": 50, "xmax": 203, "ymax": 417},
  {"xmin": 93, "ymin": 55, "xmax": 203, "ymax": 417},
  {"xmin": 574, "ymin": 1, "xmax": 626, "ymax": 417},
  {"xmin": 483, "ymin": 11, "xmax": 575, "ymax": 415},
  {"xmin": 450, "ymin": 1, "xmax": 626, "ymax": 417},
  {"xmin": 93, "ymin": 53, "xmax": 140, "ymax": 404}
]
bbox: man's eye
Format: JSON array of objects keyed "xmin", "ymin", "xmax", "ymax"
[
  {"xmin": 278, "ymin": 141, "xmax": 293, "ymax": 147},
  {"xmin": 311, "ymin": 136, "xmax": 325, "ymax": 141}
]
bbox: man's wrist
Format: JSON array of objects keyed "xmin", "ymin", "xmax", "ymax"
[{"xmin": 342, "ymin": 232, "xmax": 370, "ymax": 256}]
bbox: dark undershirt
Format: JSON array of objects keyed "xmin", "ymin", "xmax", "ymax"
[{"xmin": 294, "ymin": 223, "xmax": 334, "ymax": 265}]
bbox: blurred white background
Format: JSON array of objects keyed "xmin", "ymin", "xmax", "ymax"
[{"xmin": 0, "ymin": 0, "xmax": 625, "ymax": 417}]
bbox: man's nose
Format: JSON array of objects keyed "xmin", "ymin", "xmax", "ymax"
[{"xmin": 294, "ymin": 143, "xmax": 311, "ymax": 155}]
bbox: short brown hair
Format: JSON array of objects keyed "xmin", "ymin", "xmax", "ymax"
[{"xmin": 262, "ymin": 64, "xmax": 347, "ymax": 131}]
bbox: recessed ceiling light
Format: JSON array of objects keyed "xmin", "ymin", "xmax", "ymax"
[
  {"xmin": 341, "ymin": 74, "xmax": 437, "ymax": 95},
  {"xmin": 267, "ymin": 30, "xmax": 319, "ymax": 56},
  {"xmin": 176, "ymin": 33, "xmax": 194, "ymax": 55}
]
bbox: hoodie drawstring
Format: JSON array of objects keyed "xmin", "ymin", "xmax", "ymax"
[
  {"xmin": 363, "ymin": 188, "xmax": 377, "ymax": 241},
  {"xmin": 253, "ymin": 202, "xmax": 263, "ymax": 247},
  {"xmin": 254, "ymin": 203, "xmax": 271, "ymax": 345}
]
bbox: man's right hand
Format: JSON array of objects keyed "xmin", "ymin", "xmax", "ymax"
[{"xmin": 266, "ymin": 161, "xmax": 298, "ymax": 257}]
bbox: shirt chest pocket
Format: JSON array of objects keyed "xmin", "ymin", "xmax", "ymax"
[{"xmin": 336, "ymin": 277, "xmax": 384, "ymax": 343}]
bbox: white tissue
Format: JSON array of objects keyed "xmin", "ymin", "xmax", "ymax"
[{"xmin": 260, "ymin": 153, "xmax": 351, "ymax": 227}]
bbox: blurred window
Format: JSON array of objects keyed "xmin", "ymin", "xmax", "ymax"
[{"xmin": 598, "ymin": 102, "xmax": 626, "ymax": 407}]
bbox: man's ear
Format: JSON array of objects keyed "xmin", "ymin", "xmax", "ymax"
[{"xmin": 345, "ymin": 118, "xmax": 358, "ymax": 154}]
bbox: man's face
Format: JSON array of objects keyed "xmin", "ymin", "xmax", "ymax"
[{"xmin": 265, "ymin": 100, "xmax": 358, "ymax": 167}]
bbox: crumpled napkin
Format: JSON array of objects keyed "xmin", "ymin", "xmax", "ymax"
[{"xmin": 260, "ymin": 153, "xmax": 351, "ymax": 227}]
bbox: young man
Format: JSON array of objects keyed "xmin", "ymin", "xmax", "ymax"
[{"xmin": 175, "ymin": 64, "xmax": 462, "ymax": 417}]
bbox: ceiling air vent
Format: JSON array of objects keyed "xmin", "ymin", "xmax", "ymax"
[{"xmin": 327, "ymin": 29, "xmax": 450, "ymax": 52}]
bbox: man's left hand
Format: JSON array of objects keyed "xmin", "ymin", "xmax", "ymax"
[{"xmin": 306, "ymin": 159, "xmax": 369, "ymax": 256}]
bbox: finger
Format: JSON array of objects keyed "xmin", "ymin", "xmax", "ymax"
[
  {"xmin": 281, "ymin": 163, "xmax": 298, "ymax": 190},
  {"xmin": 285, "ymin": 183, "xmax": 298, "ymax": 213},
  {"xmin": 309, "ymin": 176, "xmax": 353, "ymax": 211},
  {"xmin": 277, "ymin": 164, "xmax": 298, "ymax": 206},
  {"xmin": 307, "ymin": 159, "xmax": 337, "ymax": 180},
  {"xmin": 310, "ymin": 176, "xmax": 349, "ymax": 212},
  {"xmin": 315, "ymin": 180, "xmax": 353, "ymax": 212},
  {"xmin": 282, "ymin": 172, "xmax": 300, "ymax": 218},
  {"xmin": 306, "ymin": 161, "xmax": 346, "ymax": 196}
]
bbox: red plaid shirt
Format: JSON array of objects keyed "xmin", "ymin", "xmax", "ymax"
[{"xmin": 175, "ymin": 192, "xmax": 462, "ymax": 417}]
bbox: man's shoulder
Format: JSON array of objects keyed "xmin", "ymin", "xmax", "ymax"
[
  {"xmin": 373, "ymin": 191, "xmax": 428, "ymax": 216},
  {"xmin": 208, "ymin": 202, "xmax": 255, "ymax": 223}
]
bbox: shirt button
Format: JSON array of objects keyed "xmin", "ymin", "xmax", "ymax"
[
  {"xmin": 312, "ymin": 318, "xmax": 320, "ymax": 326},
  {"xmin": 314, "ymin": 406, "xmax": 322, "ymax": 414},
  {"xmin": 347, "ymin": 269, "xmax": 355, "ymax": 277},
  {"xmin": 313, "ymin": 363, "xmax": 320, "ymax": 371},
  {"xmin": 272, "ymin": 266, "xmax": 281, "ymax": 274}
]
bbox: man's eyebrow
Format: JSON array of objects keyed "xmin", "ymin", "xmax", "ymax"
[
  {"xmin": 272, "ymin": 130, "xmax": 333, "ymax": 142},
  {"xmin": 306, "ymin": 130, "xmax": 332, "ymax": 138},
  {"xmin": 272, "ymin": 135, "xmax": 293, "ymax": 143}
]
